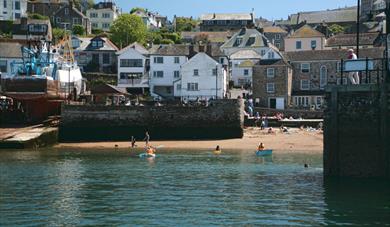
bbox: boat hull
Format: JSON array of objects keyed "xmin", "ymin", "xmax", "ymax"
[{"xmin": 256, "ymin": 150, "xmax": 273, "ymax": 156}]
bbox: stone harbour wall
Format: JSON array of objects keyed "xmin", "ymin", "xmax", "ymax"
[
  {"xmin": 324, "ymin": 84, "xmax": 389, "ymax": 178},
  {"xmin": 60, "ymin": 99, "xmax": 244, "ymax": 141}
]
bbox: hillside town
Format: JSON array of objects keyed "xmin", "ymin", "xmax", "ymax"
[{"xmin": 0, "ymin": 0, "xmax": 387, "ymax": 120}]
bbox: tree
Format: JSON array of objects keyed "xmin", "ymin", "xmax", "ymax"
[
  {"xmin": 28, "ymin": 13, "xmax": 49, "ymax": 20},
  {"xmin": 130, "ymin": 7, "xmax": 147, "ymax": 14},
  {"xmin": 72, "ymin": 24, "xmax": 85, "ymax": 36},
  {"xmin": 52, "ymin": 28, "xmax": 70, "ymax": 44},
  {"xmin": 175, "ymin": 17, "xmax": 198, "ymax": 32},
  {"xmin": 329, "ymin": 24, "xmax": 345, "ymax": 35},
  {"xmin": 109, "ymin": 14, "xmax": 147, "ymax": 48}
]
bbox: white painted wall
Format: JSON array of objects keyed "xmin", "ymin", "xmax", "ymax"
[
  {"xmin": 87, "ymin": 7, "xmax": 119, "ymax": 31},
  {"xmin": 149, "ymin": 55, "xmax": 188, "ymax": 97},
  {"xmin": 177, "ymin": 53, "xmax": 227, "ymax": 100},
  {"xmin": 117, "ymin": 48, "xmax": 148, "ymax": 88},
  {"xmin": 0, "ymin": 0, "xmax": 27, "ymax": 20}
]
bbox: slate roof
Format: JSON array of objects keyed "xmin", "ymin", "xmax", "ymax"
[
  {"xmin": 263, "ymin": 26, "xmax": 288, "ymax": 34},
  {"xmin": 11, "ymin": 19, "xmax": 51, "ymax": 36},
  {"xmin": 257, "ymin": 59, "xmax": 290, "ymax": 66},
  {"xmin": 288, "ymin": 25, "xmax": 325, "ymax": 38},
  {"xmin": 149, "ymin": 44, "xmax": 190, "ymax": 56},
  {"xmin": 230, "ymin": 50, "xmax": 261, "ymax": 59},
  {"xmin": 285, "ymin": 47, "xmax": 385, "ymax": 62},
  {"xmin": 221, "ymin": 28, "xmax": 269, "ymax": 49},
  {"xmin": 0, "ymin": 42, "xmax": 23, "ymax": 58},
  {"xmin": 200, "ymin": 13, "xmax": 253, "ymax": 21},
  {"xmin": 290, "ymin": 7, "xmax": 357, "ymax": 24},
  {"xmin": 326, "ymin": 33, "xmax": 380, "ymax": 47},
  {"xmin": 117, "ymin": 42, "xmax": 149, "ymax": 55},
  {"xmin": 75, "ymin": 37, "xmax": 118, "ymax": 52}
]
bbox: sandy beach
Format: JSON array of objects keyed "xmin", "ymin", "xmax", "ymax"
[{"xmin": 56, "ymin": 127, "xmax": 323, "ymax": 154}]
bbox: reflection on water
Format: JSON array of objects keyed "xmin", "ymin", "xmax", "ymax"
[{"xmin": 0, "ymin": 149, "xmax": 389, "ymax": 226}]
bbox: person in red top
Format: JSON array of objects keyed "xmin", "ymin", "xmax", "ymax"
[{"xmin": 347, "ymin": 49, "xmax": 360, "ymax": 85}]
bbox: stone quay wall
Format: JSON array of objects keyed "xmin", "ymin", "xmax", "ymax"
[
  {"xmin": 324, "ymin": 84, "xmax": 390, "ymax": 178},
  {"xmin": 60, "ymin": 99, "xmax": 244, "ymax": 141}
]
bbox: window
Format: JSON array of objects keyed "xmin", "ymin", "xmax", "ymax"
[
  {"xmin": 268, "ymin": 52, "xmax": 275, "ymax": 59},
  {"xmin": 294, "ymin": 96, "xmax": 310, "ymax": 107},
  {"xmin": 220, "ymin": 58, "xmax": 224, "ymax": 64},
  {"xmin": 15, "ymin": 1, "xmax": 20, "ymax": 10},
  {"xmin": 92, "ymin": 54, "xmax": 99, "ymax": 63},
  {"xmin": 267, "ymin": 68, "xmax": 275, "ymax": 78},
  {"xmin": 275, "ymin": 34, "xmax": 281, "ymax": 40},
  {"xmin": 153, "ymin": 71, "xmax": 164, "ymax": 78},
  {"xmin": 90, "ymin": 12, "xmax": 98, "ymax": 18},
  {"xmin": 174, "ymin": 71, "xmax": 180, "ymax": 78},
  {"xmin": 176, "ymin": 84, "xmax": 181, "ymax": 90},
  {"xmin": 92, "ymin": 41, "xmax": 98, "ymax": 47},
  {"xmin": 3, "ymin": 0, "xmax": 6, "ymax": 8},
  {"xmin": 275, "ymin": 42, "xmax": 281, "ymax": 49},
  {"xmin": 187, "ymin": 83, "xmax": 198, "ymax": 91},
  {"xmin": 316, "ymin": 96, "xmax": 323, "ymax": 107},
  {"xmin": 15, "ymin": 13, "xmax": 20, "ymax": 19},
  {"xmin": 120, "ymin": 59, "xmax": 143, "ymax": 67},
  {"xmin": 65, "ymin": 8, "xmax": 69, "ymax": 15},
  {"xmin": 102, "ymin": 53, "xmax": 110, "ymax": 64},
  {"xmin": 73, "ymin": 18, "xmax": 80, "ymax": 24},
  {"xmin": 193, "ymin": 69, "xmax": 199, "ymax": 76},
  {"xmin": 261, "ymin": 50, "xmax": 266, "ymax": 56},
  {"xmin": 102, "ymin": 13, "xmax": 110, "ymax": 18},
  {"xmin": 301, "ymin": 63, "xmax": 310, "ymax": 73},
  {"xmin": 212, "ymin": 68, "xmax": 217, "ymax": 76},
  {"xmin": 174, "ymin": 57, "xmax": 180, "ymax": 64},
  {"xmin": 56, "ymin": 17, "xmax": 61, "ymax": 23},
  {"xmin": 92, "ymin": 23, "xmax": 98, "ymax": 28},
  {"xmin": 300, "ymin": 80, "xmax": 310, "ymax": 90},
  {"xmin": 311, "ymin": 40, "xmax": 317, "ymax": 49},
  {"xmin": 320, "ymin": 66, "xmax": 327, "ymax": 89},
  {"xmin": 72, "ymin": 39, "xmax": 80, "ymax": 48},
  {"xmin": 153, "ymin": 57, "xmax": 163, "ymax": 64},
  {"xmin": 266, "ymin": 83, "xmax": 275, "ymax": 93},
  {"xmin": 336, "ymin": 61, "xmax": 341, "ymax": 72},
  {"xmin": 0, "ymin": 60, "xmax": 7, "ymax": 72},
  {"xmin": 244, "ymin": 69, "xmax": 249, "ymax": 76},
  {"xmin": 235, "ymin": 38, "xmax": 243, "ymax": 46},
  {"xmin": 102, "ymin": 23, "xmax": 110, "ymax": 29},
  {"xmin": 337, "ymin": 77, "xmax": 348, "ymax": 85},
  {"xmin": 296, "ymin": 41, "xmax": 302, "ymax": 49}
]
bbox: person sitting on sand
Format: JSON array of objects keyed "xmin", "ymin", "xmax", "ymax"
[
  {"xmin": 258, "ymin": 143, "xmax": 265, "ymax": 151},
  {"xmin": 268, "ymin": 127, "xmax": 274, "ymax": 134}
]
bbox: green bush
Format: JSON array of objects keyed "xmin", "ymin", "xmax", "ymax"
[{"xmin": 28, "ymin": 13, "xmax": 49, "ymax": 20}]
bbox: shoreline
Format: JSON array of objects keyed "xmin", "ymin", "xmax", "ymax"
[{"xmin": 55, "ymin": 128, "xmax": 323, "ymax": 154}]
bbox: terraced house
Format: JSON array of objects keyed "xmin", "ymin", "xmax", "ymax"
[
  {"xmin": 86, "ymin": 1, "xmax": 120, "ymax": 32},
  {"xmin": 199, "ymin": 13, "xmax": 255, "ymax": 31}
]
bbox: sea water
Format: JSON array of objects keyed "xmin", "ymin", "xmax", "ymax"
[{"xmin": 0, "ymin": 149, "xmax": 389, "ymax": 226}]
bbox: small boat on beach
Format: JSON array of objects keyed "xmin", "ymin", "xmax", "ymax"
[
  {"xmin": 213, "ymin": 150, "xmax": 222, "ymax": 155},
  {"xmin": 256, "ymin": 149, "xmax": 273, "ymax": 156}
]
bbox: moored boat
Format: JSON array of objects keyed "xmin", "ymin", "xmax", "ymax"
[{"xmin": 256, "ymin": 149, "xmax": 273, "ymax": 156}]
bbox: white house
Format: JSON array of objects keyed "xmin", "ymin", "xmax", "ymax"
[
  {"xmin": 0, "ymin": 0, "xmax": 27, "ymax": 20},
  {"xmin": 176, "ymin": 52, "xmax": 227, "ymax": 100},
  {"xmin": 221, "ymin": 28, "xmax": 282, "ymax": 87},
  {"xmin": 86, "ymin": 1, "xmax": 120, "ymax": 32},
  {"xmin": 116, "ymin": 42, "xmax": 150, "ymax": 94},
  {"xmin": 132, "ymin": 10, "xmax": 163, "ymax": 30},
  {"xmin": 149, "ymin": 44, "xmax": 189, "ymax": 99}
]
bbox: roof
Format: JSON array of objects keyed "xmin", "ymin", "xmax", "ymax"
[
  {"xmin": 238, "ymin": 60, "xmax": 255, "ymax": 67},
  {"xmin": 117, "ymin": 42, "xmax": 148, "ymax": 55},
  {"xmin": 326, "ymin": 33, "xmax": 380, "ymax": 47},
  {"xmin": 91, "ymin": 83, "xmax": 128, "ymax": 95},
  {"xmin": 11, "ymin": 18, "xmax": 52, "ymax": 36},
  {"xmin": 263, "ymin": 26, "xmax": 288, "ymax": 34},
  {"xmin": 257, "ymin": 59, "xmax": 290, "ymax": 66},
  {"xmin": 285, "ymin": 47, "xmax": 385, "ymax": 62},
  {"xmin": 230, "ymin": 50, "xmax": 261, "ymax": 59},
  {"xmin": 181, "ymin": 31, "xmax": 233, "ymax": 43},
  {"xmin": 290, "ymin": 7, "xmax": 357, "ymax": 24},
  {"xmin": 200, "ymin": 13, "xmax": 253, "ymax": 21},
  {"xmin": 221, "ymin": 28, "xmax": 269, "ymax": 49},
  {"xmin": 149, "ymin": 44, "xmax": 189, "ymax": 56},
  {"xmin": 288, "ymin": 25, "xmax": 325, "ymax": 38},
  {"xmin": 182, "ymin": 52, "xmax": 219, "ymax": 67},
  {"xmin": 0, "ymin": 42, "xmax": 23, "ymax": 58},
  {"xmin": 80, "ymin": 36, "xmax": 118, "ymax": 51}
]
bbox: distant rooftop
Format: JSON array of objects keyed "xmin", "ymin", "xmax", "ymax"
[{"xmin": 200, "ymin": 13, "xmax": 253, "ymax": 21}]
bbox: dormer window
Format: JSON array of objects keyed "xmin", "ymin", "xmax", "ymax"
[
  {"xmin": 72, "ymin": 38, "xmax": 80, "ymax": 48},
  {"xmin": 65, "ymin": 8, "xmax": 69, "ymax": 15},
  {"xmin": 92, "ymin": 40, "xmax": 103, "ymax": 48}
]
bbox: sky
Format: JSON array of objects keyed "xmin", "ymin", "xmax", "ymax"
[{"xmin": 116, "ymin": 0, "xmax": 358, "ymax": 21}]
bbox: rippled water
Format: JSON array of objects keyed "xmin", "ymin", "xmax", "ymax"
[{"xmin": 0, "ymin": 149, "xmax": 389, "ymax": 226}]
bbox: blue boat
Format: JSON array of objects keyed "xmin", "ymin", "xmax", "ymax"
[
  {"xmin": 139, "ymin": 153, "xmax": 156, "ymax": 158},
  {"xmin": 256, "ymin": 149, "xmax": 273, "ymax": 156}
]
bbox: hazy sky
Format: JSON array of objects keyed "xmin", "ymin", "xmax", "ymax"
[{"xmin": 116, "ymin": 0, "xmax": 357, "ymax": 20}]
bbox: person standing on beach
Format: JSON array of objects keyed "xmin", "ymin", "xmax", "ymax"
[
  {"xmin": 144, "ymin": 131, "xmax": 150, "ymax": 146},
  {"xmin": 347, "ymin": 49, "xmax": 360, "ymax": 85}
]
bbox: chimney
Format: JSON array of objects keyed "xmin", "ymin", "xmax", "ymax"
[
  {"xmin": 189, "ymin": 45, "xmax": 196, "ymax": 57},
  {"xmin": 213, "ymin": 13, "xmax": 216, "ymax": 19},
  {"xmin": 199, "ymin": 45, "xmax": 205, "ymax": 52},
  {"xmin": 206, "ymin": 44, "xmax": 212, "ymax": 56}
]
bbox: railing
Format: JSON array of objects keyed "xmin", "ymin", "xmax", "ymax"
[{"xmin": 340, "ymin": 58, "xmax": 386, "ymax": 85}]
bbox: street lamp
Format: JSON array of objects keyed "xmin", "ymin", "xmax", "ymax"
[
  {"xmin": 356, "ymin": 0, "xmax": 360, "ymax": 57},
  {"xmin": 215, "ymin": 64, "xmax": 218, "ymax": 99}
]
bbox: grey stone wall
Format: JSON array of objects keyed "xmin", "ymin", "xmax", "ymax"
[
  {"xmin": 60, "ymin": 99, "xmax": 244, "ymax": 141},
  {"xmin": 324, "ymin": 84, "xmax": 389, "ymax": 178}
]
